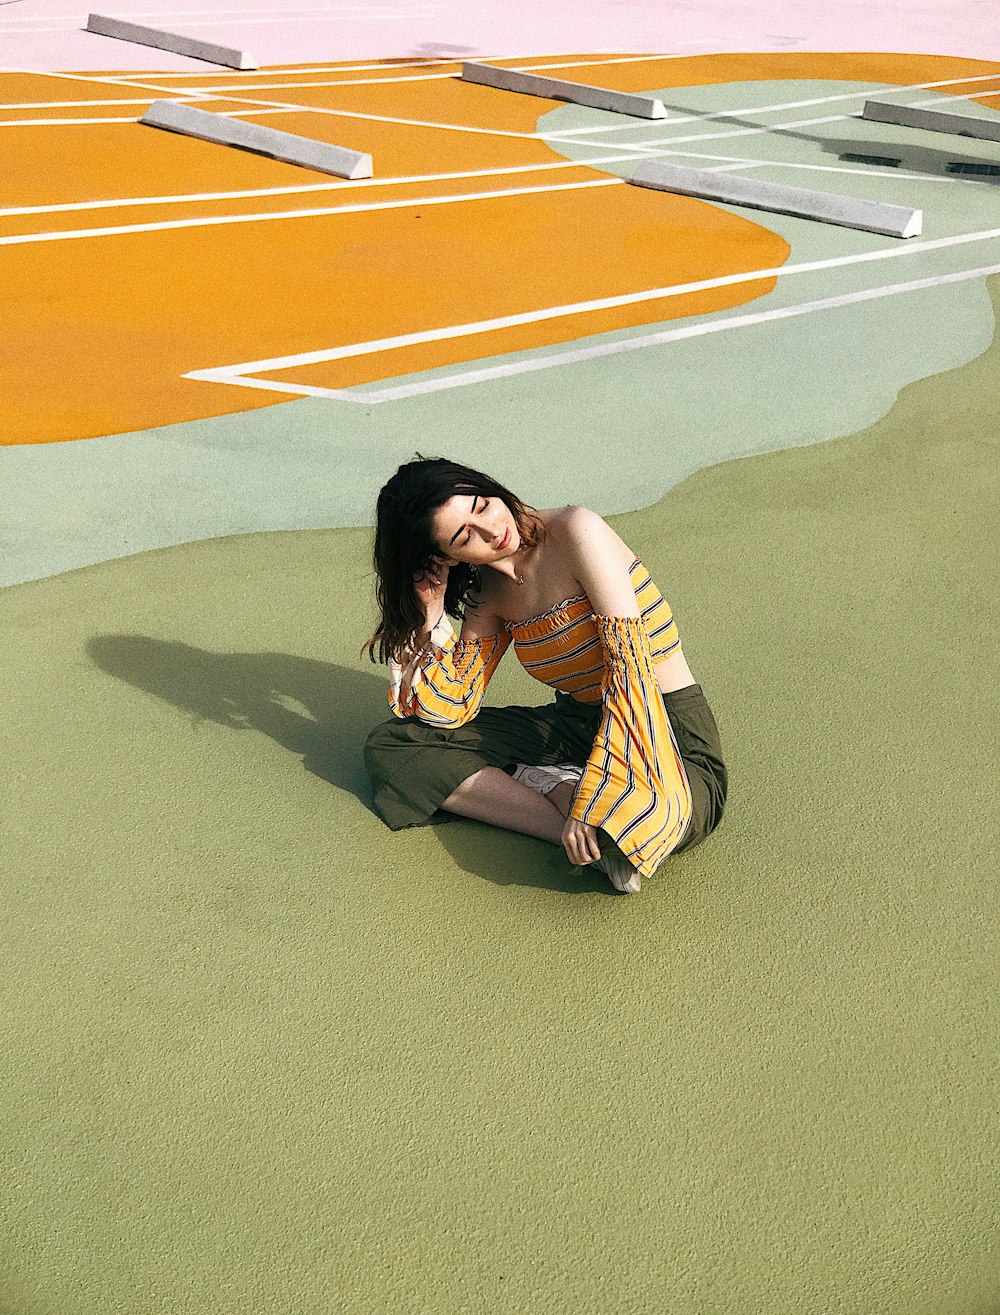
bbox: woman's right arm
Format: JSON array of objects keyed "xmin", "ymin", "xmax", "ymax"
[{"xmin": 388, "ymin": 565, "xmax": 510, "ymax": 727}]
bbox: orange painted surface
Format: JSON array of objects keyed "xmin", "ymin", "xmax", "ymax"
[
  {"xmin": 1, "ymin": 182, "xmax": 787, "ymax": 440},
  {"xmin": 0, "ymin": 73, "xmax": 138, "ymax": 102},
  {"xmin": 263, "ymin": 188, "xmax": 780, "ymax": 391},
  {"xmin": 0, "ymin": 109, "xmax": 332, "ymax": 208},
  {"xmin": 3, "ymin": 50, "xmax": 999, "ymax": 444},
  {"xmin": 215, "ymin": 111, "xmax": 563, "ymax": 175}
]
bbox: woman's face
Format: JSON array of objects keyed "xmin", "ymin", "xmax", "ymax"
[{"xmin": 431, "ymin": 493, "xmax": 521, "ymax": 567}]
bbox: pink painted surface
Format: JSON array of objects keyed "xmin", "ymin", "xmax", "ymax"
[{"xmin": 2, "ymin": 0, "xmax": 999, "ymax": 73}]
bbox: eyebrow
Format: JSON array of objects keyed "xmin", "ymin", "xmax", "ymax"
[{"xmin": 448, "ymin": 495, "xmax": 478, "ymax": 546}]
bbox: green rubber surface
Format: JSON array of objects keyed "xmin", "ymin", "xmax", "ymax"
[{"xmin": 2, "ymin": 273, "xmax": 998, "ymax": 1313}]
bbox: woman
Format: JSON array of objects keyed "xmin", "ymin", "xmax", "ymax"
[{"xmin": 364, "ymin": 456, "xmax": 727, "ymax": 894}]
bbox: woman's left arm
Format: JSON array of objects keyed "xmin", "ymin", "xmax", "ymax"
[{"xmin": 560, "ymin": 508, "xmax": 692, "ymax": 874}]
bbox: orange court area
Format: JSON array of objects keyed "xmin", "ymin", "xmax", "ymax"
[{"xmin": 4, "ymin": 50, "xmax": 1000, "ymax": 444}]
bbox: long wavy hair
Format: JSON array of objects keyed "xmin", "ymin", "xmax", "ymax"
[{"xmin": 366, "ymin": 455, "xmax": 544, "ymax": 665}]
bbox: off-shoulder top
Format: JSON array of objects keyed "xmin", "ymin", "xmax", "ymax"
[{"xmin": 388, "ymin": 558, "xmax": 692, "ymax": 875}]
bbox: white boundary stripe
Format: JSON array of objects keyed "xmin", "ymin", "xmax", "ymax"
[
  {"xmin": 6, "ymin": 75, "xmax": 997, "ymax": 215},
  {"xmin": 547, "ymin": 72, "xmax": 1000, "ymax": 137},
  {"xmin": 182, "ymin": 225, "xmax": 1000, "ymax": 393},
  {"xmin": 0, "ymin": 176, "xmax": 623, "ymax": 246},
  {"xmin": 3, "ymin": 67, "xmax": 998, "ymax": 116},
  {"xmin": 0, "ymin": 114, "xmax": 141, "ymax": 125},
  {"xmin": 0, "ymin": 97, "xmax": 171, "ymax": 107},
  {"xmin": 325, "ymin": 260, "xmax": 1000, "ymax": 402},
  {"xmin": 166, "ymin": 67, "xmax": 1000, "ymax": 102},
  {"xmin": 0, "ymin": 156, "xmax": 603, "ymax": 212},
  {"xmin": 2, "ymin": 116, "xmax": 994, "ymax": 229},
  {"xmin": 1, "ymin": 64, "xmax": 994, "ymax": 231},
  {"xmin": 6, "ymin": 88, "xmax": 999, "ymax": 140},
  {"xmin": 13, "ymin": 67, "xmax": 551, "ymax": 138},
  {"xmin": 6, "ymin": 142, "xmax": 975, "ymax": 219},
  {"xmin": 1, "ymin": 67, "xmax": 996, "ymax": 223},
  {"xmin": 109, "ymin": 53, "xmax": 719, "ymax": 80},
  {"xmin": 8, "ymin": 135, "xmax": 986, "ymax": 239},
  {"xmin": 3, "ymin": 67, "xmax": 998, "ymax": 153}
]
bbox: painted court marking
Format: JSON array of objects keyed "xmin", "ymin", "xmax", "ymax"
[
  {"xmin": 317, "ymin": 260, "xmax": 1000, "ymax": 402},
  {"xmin": 3, "ymin": 70, "xmax": 999, "ymax": 119},
  {"xmin": 5, "ymin": 136, "xmax": 990, "ymax": 244},
  {"xmin": 0, "ymin": 176, "xmax": 626, "ymax": 246},
  {"xmin": 182, "ymin": 227, "xmax": 1000, "ymax": 399},
  {"xmin": 4, "ymin": 68, "xmax": 999, "ymax": 240},
  {"xmin": 6, "ymin": 140, "xmax": 982, "ymax": 220}
]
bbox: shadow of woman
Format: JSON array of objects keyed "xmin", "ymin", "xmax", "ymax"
[
  {"xmin": 86, "ymin": 634, "xmax": 387, "ymax": 808},
  {"xmin": 85, "ymin": 635, "xmax": 607, "ymax": 894}
]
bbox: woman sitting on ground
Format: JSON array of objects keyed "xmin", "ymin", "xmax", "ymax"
[{"xmin": 364, "ymin": 456, "xmax": 727, "ymax": 894}]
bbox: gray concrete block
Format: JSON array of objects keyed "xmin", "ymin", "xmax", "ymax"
[
  {"xmin": 461, "ymin": 61, "xmax": 667, "ymax": 119},
  {"xmin": 629, "ymin": 161, "xmax": 922, "ymax": 238},
  {"xmin": 140, "ymin": 100, "xmax": 374, "ymax": 179},
  {"xmin": 85, "ymin": 13, "xmax": 258, "ymax": 69},
  {"xmin": 862, "ymin": 98, "xmax": 1000, "ymax": 144}
]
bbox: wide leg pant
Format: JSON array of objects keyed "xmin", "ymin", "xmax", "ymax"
[{"xmin": 364, "ymin": 684, "xmax": 727, "ymax": 860}]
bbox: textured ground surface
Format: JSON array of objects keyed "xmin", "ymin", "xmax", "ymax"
[{"xmin": 2, "ymin": 3, "xmax": 998, "ymax": 1312}]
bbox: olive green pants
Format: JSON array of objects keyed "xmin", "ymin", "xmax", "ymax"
[{"xmin": 365, "ymin": 684, "xmax": 727, "ymax": 857}]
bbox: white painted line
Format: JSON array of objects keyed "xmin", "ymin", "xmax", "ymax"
[
  {"xmin": 8, "ymin": 63, "xmax": 1000, "ymax": 155},
  {"xmin": 349, "ymin": 260, "xmax": 1000, "ymax": 401},
  {"xmin": 461, "ymin": 60, "xmax": 667, "ymax": 119},
  {"xmin": 0, "ymin": 97, "xmax": 164, "ymax": 108},
  {"xmin": 0, "ymin": 114, "xmax": 140, "ymax": 125},
  {"xmin": 630, "ymin": 160, "xmax": 922, "ymax": 238},
  {"xmin": 547, "ymin": 72, "xmax": 1000, "ymax": 138},
  {"xmin": 1, "ymin": 135, "xmax": 985, "ymax": 215},
  {"xmin": 182, "ymin": 226, "xmax": 1000, "ymax": 396},
  {"xmin": 110, "ymin": 56, "xmax": 471, "ymax": 79},
  {"xmin": 141, "ymin": 98, "xmax": 373, "ymax": 177},
  {"xmin": 0, "ymin": 155, "xmax": 660, "ymax": 216},
  {"xmin": 0, "ymin": 176, "xmax": 622, "ymax": 246},
  {"xmin": 35, "ymin": 66, "xmax": 549, "ymax": 138},
  {"xmin": 25, "ymin": 52, "xmax": 714, "ymax": 83},
  {"xmin": 231, "ymin": 102, "xmax": 543, "ymax": 138},
  {"xmin": 85, "ymin": 14, "xmax": 258, "ymax": 70},
  {"xmin": 5, "ymin": 67, "xmax": 998, "ymax": 118},
  {"xmin": 6, "ymin": 72, "xmax": 996, "ymax": 211}
]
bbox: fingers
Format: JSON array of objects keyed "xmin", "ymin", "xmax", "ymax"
[
  {"xmin": 562, "ymin": 818, "xmax": 602, "ymax": 866},
  {"xmin": 412, "ymin": 559, "xmax": 449, "ymax": 600}
]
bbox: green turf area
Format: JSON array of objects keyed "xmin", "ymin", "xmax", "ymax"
[{"xmin": 2, "ymin": 284, "xmax": 998, "ymax": 1315}]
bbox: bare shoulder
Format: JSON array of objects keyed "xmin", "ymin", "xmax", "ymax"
[{"xmin": 545, "ymin": 505, "xmax": 634, "ymax": 564}]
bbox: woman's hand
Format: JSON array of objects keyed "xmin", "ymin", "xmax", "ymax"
[
  {"xmin": 413, "ymin": 558, "xmax": 449, "ymax": 630},
  {"xmin": 561, "ymin": 815, "xmax": 602, "ymax": 867}
]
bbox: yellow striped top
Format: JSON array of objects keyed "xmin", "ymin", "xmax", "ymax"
[{"xmin": 389, "ymin": 559, "xmax": 692, "ymax": 876}]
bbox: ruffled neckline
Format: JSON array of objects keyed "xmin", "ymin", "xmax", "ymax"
[
  {"xmin": 502, "ymin": 560, "xmax": 645, "ymax": 637},
  {"xmin": 506, "ymin": 594, "xmax": 590, "ymax": 637}
]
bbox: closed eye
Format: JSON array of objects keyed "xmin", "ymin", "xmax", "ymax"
[{"xmin": 462, "ymin": 495, "xmax": 483, "ymax": 545}]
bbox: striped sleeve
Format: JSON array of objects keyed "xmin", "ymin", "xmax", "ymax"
[
  {"xmin": 389, "ymin": 618, "xmax": 511, "ymax": 727},
  {"xmin": 570, "ymin": 615, "xmax": 692, "ymax": 878}
]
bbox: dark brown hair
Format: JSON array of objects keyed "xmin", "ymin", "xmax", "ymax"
[{"xmin": 365, "ymin": 455, "xmax": 543, "ymax": 665}]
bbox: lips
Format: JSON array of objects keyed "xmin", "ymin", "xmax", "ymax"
[{"xmin": 497, "ymin": 526, "xmax": 510, "ymax": 551}]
